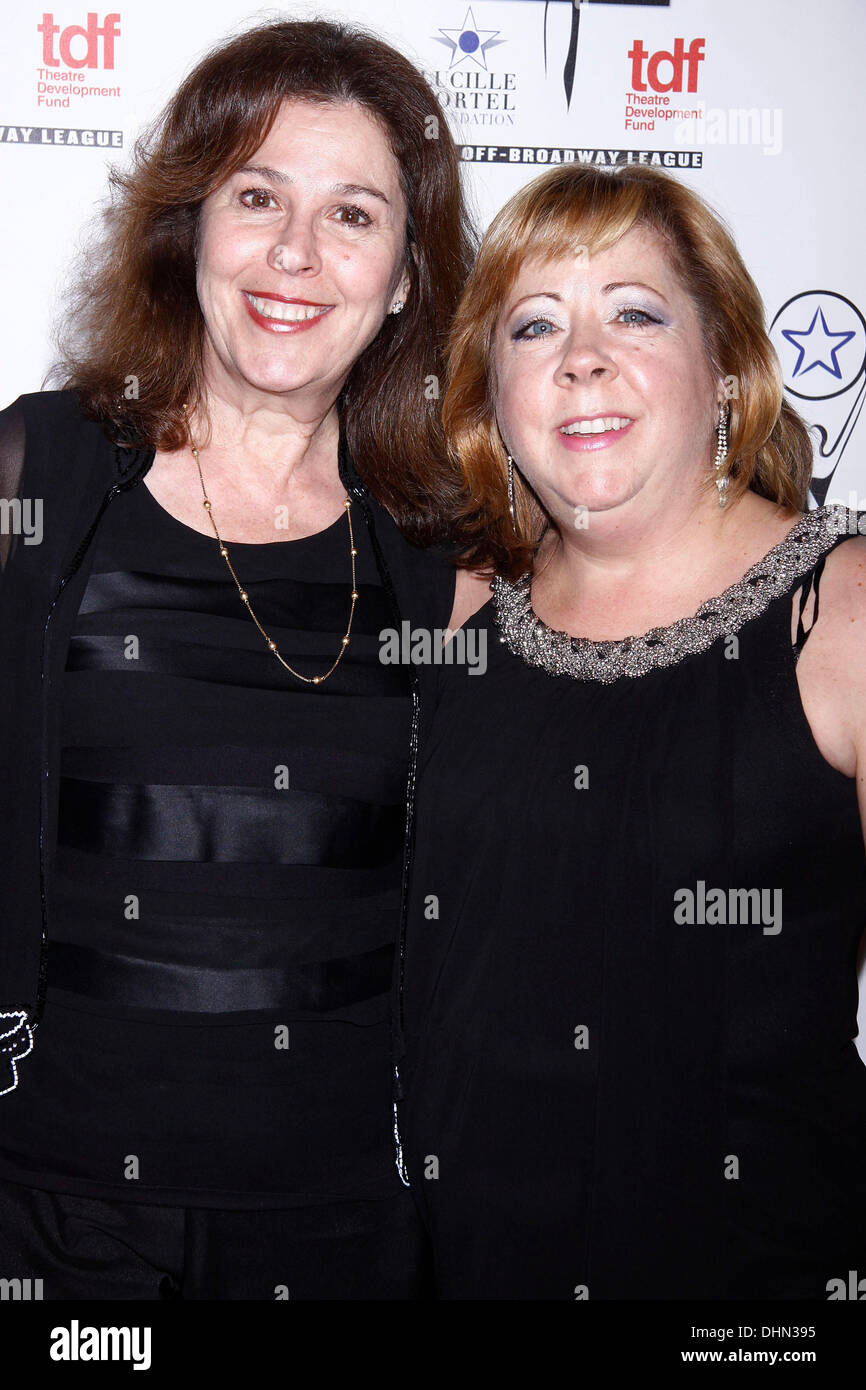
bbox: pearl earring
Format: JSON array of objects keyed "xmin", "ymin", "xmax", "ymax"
[{"xmin": 714, "ymin": 403, "xmax": 730, "ymax": 509}]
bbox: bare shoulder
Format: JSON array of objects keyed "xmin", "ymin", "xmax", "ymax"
[
  {"xmin": 793, "ymin": 534, "xmax": 866, "ymax": 783},
  {"xmin": 797, "ymin": 533, "xmax": 866, "ymax": 674},
  {"xmin": 448, "ymin": 566, "xmax": 494, "ymax": 632},
  {"xmin": 812, "ymin": 534, "xmax": 866, "ymax": 836},
  {"xmin": 811, "ymin": 533, "xmax": 866, "ymax": 641}
]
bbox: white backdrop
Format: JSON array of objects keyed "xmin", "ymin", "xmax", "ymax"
[{"xmin": 2, "ymin": 0, "xmax": 865, "ymax": 1048}]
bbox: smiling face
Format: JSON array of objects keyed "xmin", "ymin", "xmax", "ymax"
[
  {"xmin": 194, "ymin": 97, "xmax": 411, "ymax": 413},
  {"xmin": 492, "ymin": 224, "xmax": 724, "ymax": 531}
]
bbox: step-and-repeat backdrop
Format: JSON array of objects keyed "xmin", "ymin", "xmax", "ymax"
[
  {"xmin": 3, "ymin": 0, "xmax": 864, "ymax": 510},
  {"xmin": 2, "ymin": 0, "xmax": 865, "ymax": 1043}
]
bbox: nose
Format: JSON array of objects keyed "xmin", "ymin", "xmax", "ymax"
[
  {"xmin": 553, "ymin": 327, "xmax": 619, "ymax": 387},
  {"xmin": 267, "ymin": 215, "xmax": 322, "ymax": 278}
]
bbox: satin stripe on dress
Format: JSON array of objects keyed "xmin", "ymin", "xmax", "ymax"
[
  {"xmin": 76, "ymin": 569, "xmax": 394, "ymax": 632},
  {"xmin": 65, "ymin": 633, "xmax": 409, "ymax": 696},
  {"xmin": 47, "ymin": 940, "xmax": 395, "ymax": 1012},
  {"xmin": 57, "ymin": 777, "xmax": 402, "ymax": 867}
]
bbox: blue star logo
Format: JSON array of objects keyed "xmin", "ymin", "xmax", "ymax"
[
  {"xmin": 781, "ymin": 307, "xmax": 856, "ymax": 381},
  {"xmin": 434, "ymin": 6, "xmax": 505, "ymax": 71},
  {"xmin": 769, "ymin": 290, "xmax": 866, "ymax": 505}
]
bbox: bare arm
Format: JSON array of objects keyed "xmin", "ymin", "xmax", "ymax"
[
  {"xmin": 794, "ymin": 535, "xmax": 866, "ymax": 849},
  {"xmin": 849, "ymin": 548, "xmax": 866, "ymax": 849}
]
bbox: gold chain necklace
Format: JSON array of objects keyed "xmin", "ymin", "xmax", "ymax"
[{"xmin": 182, "ymin": 404, "xmax": 358, "ymax": 686}]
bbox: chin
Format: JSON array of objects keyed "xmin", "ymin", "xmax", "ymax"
[
  {"xmin": 557, "ymin": 490, "xmax": 641, "ymax": 530},
  {"xmin": 237, "ymin": 361, "xmax": 328, "ymax": 395},
  {"xmin": 558, "ymin": 476, "xmax": 634, "ymax": 513}
]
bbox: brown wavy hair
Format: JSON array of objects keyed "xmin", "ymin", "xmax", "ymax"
[
  {"xmin": 52, "ymin": 18, "xmax": 476, "ymax": 546},
  {"xmin": 442, "ymin": 162, "xmax": 814, "ymax": 577}
]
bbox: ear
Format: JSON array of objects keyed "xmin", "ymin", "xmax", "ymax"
[
  {"xmin": 394, "ymin": 264, "xmax": 411, "ymax": 307},
  {"xmin": 396, "ymin": 238, "xmax": 419, "ymax": 305}
]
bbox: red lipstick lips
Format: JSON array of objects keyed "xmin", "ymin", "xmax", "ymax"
[{"xmin": 242, "ymin": 290, "xmax": 334, "ymax": 334}]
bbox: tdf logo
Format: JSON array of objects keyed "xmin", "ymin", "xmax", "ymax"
[
  {"xmin": 38, "ymin": 12, "xmax": 121, "ymax": 69},
  {"xmin": 628, "ymin": 38, "xmax": 706, "ymax": 93}
]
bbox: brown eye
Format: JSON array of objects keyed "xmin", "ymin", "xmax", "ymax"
[
  {"xmin": 241, "ymin": 189, "xmax": 275, "ymax": 210},
  {"xmin": 336, "ymin": 205, "xmax": 371, "ymax": 227}
]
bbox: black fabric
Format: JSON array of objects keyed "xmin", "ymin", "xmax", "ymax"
[
  {"xmin": 0, "ymin": 473, "xmax": 417, "ymax": 1205},
  {"xmin": 793, "ymin": 551, "xmax": 828, "ymax": 659},
  {"xmin": 0, "ymin": 1176, "xmax": 432, "ymax": 1300},
  {"xmin": 0, "ymin": 388, "xmax": 456, "ymax": 1043},
  {"xmin": 0, "ymin": 391, "xmax": 456, "ymax": 1233},
  {"xmin": 45, "ymin": 940, "xmax": 395, "ymax": 1014},
  {"xmin": 398, "ymin": 528, "xmax": 866, "ymax": 1300},
  {"xmin": 57, "ymin": 778, "xmax": 402, "ymax": 866}
]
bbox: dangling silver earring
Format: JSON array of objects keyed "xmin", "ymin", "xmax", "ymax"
[
  {"xmin": 507, "ymin": 454, "xmax": 516, "ymax": 529},
  {"xmin": 714, "ymin": 403, "xmax": 730, "ymax": 509}
]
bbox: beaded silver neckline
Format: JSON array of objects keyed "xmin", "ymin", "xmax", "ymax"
[{"xmin": 491, "ymin": 505, "xmax": 851, "ymax": 684}]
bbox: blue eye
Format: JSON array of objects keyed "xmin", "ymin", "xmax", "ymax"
[
  {"xmin": 618, "ymin": 307, "xmax": 662, "ymax": 327},
  {"xmin": 513, "ymin": 316, "xmax": 556, "ymax": 341}
]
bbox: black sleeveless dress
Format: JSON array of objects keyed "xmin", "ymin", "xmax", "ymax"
[
  {"xmin": 398, "ymin": 505, "xmax": 866, "ymax": 1300},
  {"xmin": 0, "ymin": 474, "xmax": 413, "ymax": 1208}
]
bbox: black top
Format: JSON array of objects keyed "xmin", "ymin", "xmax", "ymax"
[
  {"xmin": 0, "ymin": 474, "xmax": 413, "ymax": 1207},
  {"xmin": 399, "ymin": 508, "xmax": 866, "ymax": 1299}
]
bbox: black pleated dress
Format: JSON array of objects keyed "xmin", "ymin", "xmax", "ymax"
[{"xmin": 398, "ymin": 506, "xmax": 866, "ymax": 1300}]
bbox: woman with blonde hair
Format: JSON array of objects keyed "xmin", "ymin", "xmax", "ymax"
[{"xmin": 395, "ymin": 162, "xmax": 866, "ymax": 1299}]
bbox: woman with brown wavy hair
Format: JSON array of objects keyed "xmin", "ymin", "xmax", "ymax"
[
  {"xmin": 0, "ymin": 18, "xmax": 477, "ymax": 1299},
  {"xmin": 395, "ymin": 162, "xmax": 866, "ymax": 1299}
]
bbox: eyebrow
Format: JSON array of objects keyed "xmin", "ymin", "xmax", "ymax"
[
  {"xmin": 507, "ymin": 281, "xmax": 670, "ymax": 312},
  {"xmin": 235, "ymin": 164, "xmax": 391, "ymax": 205}
]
